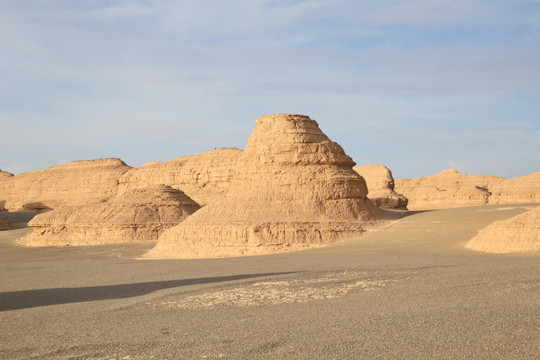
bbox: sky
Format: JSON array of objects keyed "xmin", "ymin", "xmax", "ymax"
[{"xmin": 1, "ymin": 0, "xmax": 539, "ymax": 179}]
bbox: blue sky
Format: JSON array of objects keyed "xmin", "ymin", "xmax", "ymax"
[{"xmin": 1, "ymin": 0, "xmax": 539, "ymax": 179}]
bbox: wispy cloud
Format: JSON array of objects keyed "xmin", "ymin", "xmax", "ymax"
[{"xmin": 1, "ymin": 0, "xmax": 539, "ymax": 177}]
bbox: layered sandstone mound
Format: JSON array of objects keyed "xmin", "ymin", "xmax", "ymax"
[
  {"xmin": 146, "ymin": 114, "xmax": 387, "ymax": 259},
  {"xmin": 465, "ymin": 207, "xmax": 540, "ymax": 254},
  {"xmin": 488, "ymin": 172, "xmax": 540, "ymax": 205},
  {"xmin": 354, "ymin": 164, "xmax": 408, "ymax": 209},
  {"xmin": 395, "ymin": 169, "xmax": 504, "ymax": 210},
  {"xmin": 0, "ymin": 216, "xmax": 25, "ymax": 231},
  {"xmin": 0, "ymin": 159, "xmax": 132, "ymax": 212},
  {"xmin": 20, "ymin": 185, "xmax": 200, "ymax": 246},
  {"xmin": 118, "ymin": 148, "xmax": 242, "ymax": 205}
]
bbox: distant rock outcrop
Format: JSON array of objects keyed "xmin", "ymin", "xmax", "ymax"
[
  {"xmin": 395, "ymin": 169, "xmax": 540, "ymax": 210},
  {"xmin": 118, "ymin": 148, "xmax": 242, "ymax": 206},
  {"xmin": 354, "ymin": 164, "xmax": 408, "ymax": 209},
  {"xmin": 20, "ymin": 186, "xmax": 200, "ymax": 246},
  {"xmin": 488, "ymin": 172, "xmax": 540, "ymax": 205},
  {"xmin": 146, "ymin": 114, "xmax": 388, "ymax": 259},
  {"xmin": 465, "ymin": 206, "xmax": 540, "ymax": 254},
  {"xmin": 0, "ymin": 159, "xmax": 132, "ymax": 212},
  {"xmin": 394, "ymin": 169, "xmax": 505, "ymax": 210}
]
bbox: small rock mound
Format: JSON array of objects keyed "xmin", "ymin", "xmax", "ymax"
[
  {"xmin": 488, "ymin": 172, "xmax": 540, "ymax": 205},
  {"xmin": 0, "ymin": 158, "xmax": 132, "ymax": 211},
  {"xmin": 118, "ymin": 148, "xmax": 242, "ymax": 205},
  {"xmin": 20, "ymin": 186, "xmax": 200, "ymax": 246},
  {"xmin": 146, "ymin": 114, "xmax": 388, "ymax": 259},
  {"xmin": 465, "ymin": 207, "xmax": 540, "ymax": 254},
  {"xmin": 354, "ymin": 164, "xmax": 408, "ymax": 209}
]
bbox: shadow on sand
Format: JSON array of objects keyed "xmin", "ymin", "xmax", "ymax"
[{"xmin": 0, "ymin": 272, "xmax": 296, "ymax": 311}]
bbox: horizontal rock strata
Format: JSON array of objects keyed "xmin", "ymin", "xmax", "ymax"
[
  {"xmin": 146, "ymin": 114, "xmax": 388, "ymax": 259},
  {"xmin": 0, "ymin": 159, "xmax": 132, "ymax": 211},
  {"xmin": 354, "ymin": 164, "xmax": 408, "ymax": 209},
  {"xmin": 20, "ymin": 186, "xmax": 200, "ymax": 246},
  {"xmin": 465, "ymin": 206, "xmax": 540, "ymax": 254},
  {"xmin": 118, "ymin": 148, "xmax": 242, "ymax": 206}
]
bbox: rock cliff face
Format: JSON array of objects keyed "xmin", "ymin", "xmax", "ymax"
[
  {"xmin": 395, "ymin": 169, "xmax": 540, "ymax": 210},
  {"xmin": 465, "ymin": 206, "xmax": 540, "ymax": 254},
  {"xmin": 394, "ymin": 169, "xmax": 504, "ymax": 210},
  {"xmin": 354, "ymin": 164, "xmax": 408, "ymax": 209},
  {"xmin": 118, "ymin": 148, "xmax": 242, "ymax": 206},
  {"xmin": 20, "ymin": 185, "xmax": 200, "ymax": 246},
  {"xmin": 488, "ymin": 172, "xmax": 540, "ymax": 205},
  {"xmin": 146, "ymin": 114, "xmax": 387, "ymax": 259},
  {"xmin": 0, "ymin": 159, "xmax": 132, "ymax": 212}
]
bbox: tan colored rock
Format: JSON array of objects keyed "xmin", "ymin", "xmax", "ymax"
[
  {"xmin": 395, "ymin": 169, "xmax": 504, "ymax": 210},
  {"xmin": 465, "ymin": 206, "xmax": 540, "ymax": 254},
  {"xmin": 0, "ymin": 169, "xmax": 14, "ymax": 211},
  {"xmin": 146, "ymin": 114, "xmax": 388, "ymax": 259},
  {"xmin": 118, "ymin": 148, "xmax": 242, "ymax": 206},
  {"xmin": 354, "ymin": 164, "xmax": 408, "ymax": 209},
  {"xmin": 395, "ymin": 169, "xmax": 540, "ymax": 210},
  {"xmin": 0, "ymin": 159, "xmax": 132, "ymax": 212},
  {"xmin": 0, "ymin": 216, "xmax": 24, "ymax": 231},
  {"xmin": 20, "ymin": 185, "xmax": 200, "ymax": 246},
  {"xmin": 0, "ymin": 169, "xmax": 13, "ymax": 178},
  {"xmin": 488, "ymin": 172, "xmax": 540, "ymax": 205}
]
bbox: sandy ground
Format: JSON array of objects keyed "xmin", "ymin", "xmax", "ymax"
[{"xmin": 0, "ymin": 204, "xmax": 539, "ymax": 359}]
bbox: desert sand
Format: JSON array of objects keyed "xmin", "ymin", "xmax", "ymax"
[
  {"xmin": 1, "ymin": 204, "xmax": 539, "ymax": 359},
  {"xmin": 1, "ymin": 113, "xmax": 539, "ymax": 359}
]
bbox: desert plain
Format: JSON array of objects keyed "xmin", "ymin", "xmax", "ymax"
[{"xmin": 1, "ymin": 114, "xmax": 539, "ymax": 359}]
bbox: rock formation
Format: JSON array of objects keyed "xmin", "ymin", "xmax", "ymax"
[
  {"xmin": 0, "ymin": 169, "xmax": 13, "ymax": 178},
  {"xmin": 0, "ymin": 159, "xmax": 132, "ymax": 212},
  {"xmin": 394, "ymin": 169, "xmax": 505, "ymax": 210},
  {"xmin": 465, "ymin": 206, "xmax": 540, "ymax": 254},
  {"xmin": 20, "ymin": 185, "xmax": 200, "ymax": 246},
  {"xmin": 146, "ymin": 114, "xmax": 388, "ymax": 259},
  {"xmin": 0, "ymin": 216, "xmax": 24, "ymax": 231},
  {"xmin": 118, "ymin": 148, "xmax": 242, "ymax": 206},
  {"xmin": 395, "ymin": 169, "xmax": 540, "ymax": 210},
  {"xmin": 354, "ymin": 164, "xmax": 408, "ymax": 209},
  {"xmin": 488, "ymin": 172, "xmax": 540, "ymax": 205}
]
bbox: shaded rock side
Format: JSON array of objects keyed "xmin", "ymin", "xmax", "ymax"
[
  {"xmin": 488, "ymin": 172, "xmax": 540, "ymax": 205},
  {"xmin": 0, "ymin": 158, "xmax": 132, "ymax": 212},
  {"xmin": 20, "ymin": 185, "xmax": 200, "ymax": 246},
  {"xmin": 394, "ymin": 169, "xmax": 504, "ymax": 210},
  {"xmin": 146, "ymin": 114, "xmax": 387, "ymax": 259},
  {"xmin": 0, "ymin": 169, "xmax": 13, "ymax": 178},
  {"xmin": 465, "ymin": 206, "xmax": 540, "ymax": 254},
  {"xmin": 354, "ymin": 164, "xmax": 408, "ymax": 209},
  {"xmin": 0, "ymin": 216, "xmax": 25, "ymax": 231},
  {"xmin": 0, "ymin": 170, "xmax": 14, "ymax": 211},
  {"xmin": 118, "ymin": 148, "xmax": 242, "ymax": 206}
]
